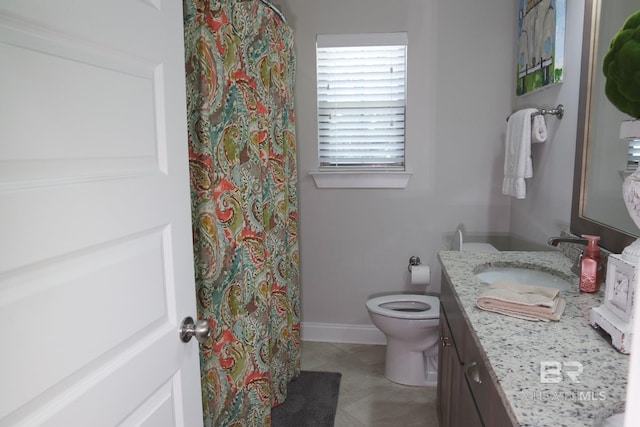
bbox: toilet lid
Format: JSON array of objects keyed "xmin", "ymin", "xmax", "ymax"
[
  {"xmin": 462, "ymin": 242, "xmax": 499, "ymax": 252},
  {"xmin": 366, "ymin": 294, "xmax": 440, "ymax": 320}
]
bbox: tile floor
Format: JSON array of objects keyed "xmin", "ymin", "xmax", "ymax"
[{"xmin": 301, "ymin": 341, "xmax": 439, "ymax": 427}]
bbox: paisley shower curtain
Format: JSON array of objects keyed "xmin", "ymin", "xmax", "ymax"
[{"xmin": 183, "ymin": 1, "xmax": 300, "ymax": 425}]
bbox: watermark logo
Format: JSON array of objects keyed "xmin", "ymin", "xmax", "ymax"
[
  {"xmin": 519, "ymin": 390, "xmax": 607, "ymax": 402},
  {"xmin": 515, "ymin": 361, "xmax": 608, "ymax": 402},
  {"xmin": 540, "ymin": 361, "xmax": 583, "ymax": 383}
]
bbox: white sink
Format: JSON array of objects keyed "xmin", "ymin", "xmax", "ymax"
[{"xmin": 475, "ymin": 267, "xmax": 573, "ymax": 291}]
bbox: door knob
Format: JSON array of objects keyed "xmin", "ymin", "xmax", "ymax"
[
  {"xmin": 179, "ymin": 316, "xmax": 210, "ymax": 343},
  {"xmin": 465, "ymin": 361, "xmax": 482, "ymax": 384}
]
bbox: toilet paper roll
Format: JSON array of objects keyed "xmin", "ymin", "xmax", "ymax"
[{"xmin": 410, "ymin": 265, "xmax": 431, "ymax": 286}]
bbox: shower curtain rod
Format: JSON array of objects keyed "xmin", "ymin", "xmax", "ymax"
[{"xmin": 258, "ymin": 0, "xmax": 286, "ymax": 23}]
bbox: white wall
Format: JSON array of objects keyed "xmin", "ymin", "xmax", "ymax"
[
  {"xmin": 509, "ymin": 0, "xmax": 585, "ymax": 249},
  {"xmin": 286, "ymin": 0, "xmax": 515, "ymax": 341}
]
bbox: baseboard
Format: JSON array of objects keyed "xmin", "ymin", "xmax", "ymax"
[{"xmin": 301, "ymin": 322, "xmax": 386, "ymax": 345}]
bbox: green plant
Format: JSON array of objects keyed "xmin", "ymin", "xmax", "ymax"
[{"xmin": 603, "ymin": 10, "xmax": 640, "ymax": 118}]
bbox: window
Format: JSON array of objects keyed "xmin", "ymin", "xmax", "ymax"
[
  {"xmin": 316, "ymin": 33, "xmax": 407, "ymax": 171},
  {"xmin": 628, "ymin": 139, "xmax": 640, "ymax": 172}
]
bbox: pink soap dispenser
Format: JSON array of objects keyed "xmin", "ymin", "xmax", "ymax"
[{"xmin": 580, "ymin": 234, "xmax": 601, "ymax": 293}]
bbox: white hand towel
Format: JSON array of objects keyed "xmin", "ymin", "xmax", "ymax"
[
  {"xmin": 531, "ymin": 114, "xmax": 548, "ymax": 143},
  {"xmin": 503, "ymin": 108, "xmax": 537, "ymax": 199}
]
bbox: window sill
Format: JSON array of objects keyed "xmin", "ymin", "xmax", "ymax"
[{"xmin": 309, "ymin": 170, "xmax": 413, "ymax": 189}]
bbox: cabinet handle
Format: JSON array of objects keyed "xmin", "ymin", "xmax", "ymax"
[
  {"xmin": 466, "ymin": 361, "xmax": 482, "ymax": 384},
  {"xmin": 440, "ymin": 336, "xmax": 452, "ymax": 347}
]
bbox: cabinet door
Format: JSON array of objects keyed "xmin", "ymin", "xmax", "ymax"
[
  {"xmin": 464, "ymin": 327, "xmax": 513, "ymax": 426},
  {"xmin": 439, "ymin": 273, "xmax": 515, "ymax": 427},
  {"xmin": 456, "ymin": 377, "xmax": 484, "ymax": 427},
  {"xmin": 439, "ymin": 310, "xmax": 483, "ymax": 427},
  {"xmin": 437, "ymin": 310, "xmax": 457, "ymax": 427}
]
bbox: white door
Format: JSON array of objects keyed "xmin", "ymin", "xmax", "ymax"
[{"xmin": 0, "ymin": 1, "xmax": 204, "ymax": 426}]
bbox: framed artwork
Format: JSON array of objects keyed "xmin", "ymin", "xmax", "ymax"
[{"xmin": 516, "ymin": 0, "xmax": 566, "ymax": 96}]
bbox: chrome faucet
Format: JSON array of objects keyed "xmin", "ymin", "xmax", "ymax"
[
  {"xmin": 547, "ymin": 236, "xmax": 602, "ymax": 277},
  {"xmin": 547, "ymin": 237, "xmax": 588, "ymax": 247}
]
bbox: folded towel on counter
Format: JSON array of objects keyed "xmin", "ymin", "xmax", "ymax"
[
  {"xmin": 503, "ymin": 108, "xmax": 538, "ymax": 199},
  {"xmin": 531, "ymin": 114, "xmax": 548, "ymax": 143},
  {"xmin": 476, "ymin": 281, "xmax": 566, "ymax": 322}
]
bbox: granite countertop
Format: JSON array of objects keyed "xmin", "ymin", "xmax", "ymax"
[{"xmin": 438, "ymin": 250, "xmax": 629, "ymax": 427}]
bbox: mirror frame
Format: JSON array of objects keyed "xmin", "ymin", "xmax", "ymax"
[{"xmin": 571, "ymin": 0, "xmax": 637, "ymax": 253}]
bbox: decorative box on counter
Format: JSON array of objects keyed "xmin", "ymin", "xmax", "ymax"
[{"xmin": 590, "ymin": 253, "xmax": 636, "ymax": 354}]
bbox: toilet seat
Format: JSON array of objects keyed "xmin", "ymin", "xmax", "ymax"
[{"xmin": 366, "ymin": 294, "xmax": 440, "ymax": 320}]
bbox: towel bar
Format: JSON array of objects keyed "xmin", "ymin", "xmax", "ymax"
[{"xmin": 506, "ymin": 104, "xmax": 564, "ymax": 122}]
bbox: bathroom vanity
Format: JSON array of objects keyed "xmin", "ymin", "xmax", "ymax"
[
  {"xmin": 437, "ymin": 251, "xmax": 629, "ymax": 427},
  {"xmin": 438, "ymin": 271, "xmax": 511, "ymax": 426}
]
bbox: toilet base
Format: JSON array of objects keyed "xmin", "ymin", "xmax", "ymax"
[{"xmin": 384, "ymin": 345, "xmax": 438, "ymax": 387}]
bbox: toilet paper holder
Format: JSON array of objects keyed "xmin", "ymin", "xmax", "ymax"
[{"xmin": 408, "ymin": 256, "xmax": 421, "ymax": 272}]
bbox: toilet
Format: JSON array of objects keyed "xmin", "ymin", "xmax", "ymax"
[
  {"xmin": 365, "ymin": 227, "xmax": 498, "ymax": 387},
  {"xmin": 366, "ymin": 294, "xmax": 440, "ymax": 386},
  {"xmin": 452, "ymin": 227, "xmax": 500, "ymax": 252}
]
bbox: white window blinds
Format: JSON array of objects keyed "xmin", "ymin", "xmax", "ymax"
[
  {"xmin": 316, "ymin": 33, "xmax": 407, "ymax": 170},
  {"xmin": 628, "ymin": 139, "xmax": 640, "ymax": 171}
]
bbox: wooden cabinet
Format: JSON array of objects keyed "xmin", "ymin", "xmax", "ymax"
[
  {"xmin": 438, "ymin": 305, "xmax": 483, "ymax": 427},
  {"xmin": 437, "ymin": 273, "xmax": 514, "ymax": 427},
  {"xmin": 436, "ymin": 311, "xmax": 455, "ymax": 426}
]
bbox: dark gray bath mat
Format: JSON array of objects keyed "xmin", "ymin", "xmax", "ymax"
[{"xmin": 271, "ymin": 371, "xmax": 342, "ymax": 427}]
